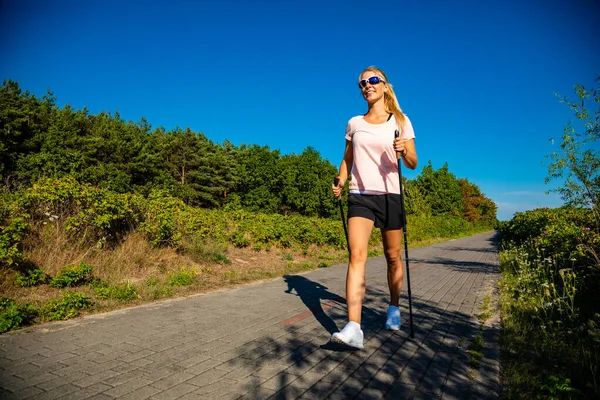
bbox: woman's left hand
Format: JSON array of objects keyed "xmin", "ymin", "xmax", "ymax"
[{"xmin": 393, "ymin": 138, "xmax": 409, "ymax": 157}]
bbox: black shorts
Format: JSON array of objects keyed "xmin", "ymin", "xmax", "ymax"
[{"xmin": 347, "ymin": 193, "xmax": 404, "ymax": 230}]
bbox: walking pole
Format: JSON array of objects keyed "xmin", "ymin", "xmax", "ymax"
[
  {"xmin": 395, "ymin": 130, "xmax": 415, "ymax": 339},
  {"xmin": 333, "ymin": 178, "xmax": 350, "ymax": 253}
]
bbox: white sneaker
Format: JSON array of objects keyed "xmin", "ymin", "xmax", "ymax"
[
  {"xmin": 386, "ymin": 305, "xmax": 401, "ymax": 331},
  {"xmin": 331, "ymin": 321, "xmax": 364, "ymax": 349}
]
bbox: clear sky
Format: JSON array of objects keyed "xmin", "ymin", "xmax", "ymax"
[{"xmin": 1, "ymin": 0, "xmax": 599, "ymax": 221}]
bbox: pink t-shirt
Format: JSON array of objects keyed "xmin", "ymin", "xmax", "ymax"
[{"xmin": 345, "ymin": 114, "xmax": 415, "ymax": 195}]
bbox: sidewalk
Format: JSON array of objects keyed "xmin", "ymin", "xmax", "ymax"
[{"xmin": 0, "ymin": 232, "xmax": 501, "ymax": 400}]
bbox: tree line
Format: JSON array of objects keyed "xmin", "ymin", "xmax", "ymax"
[{"xmin": 0, "ymin": 79, "xmax": 497, "ymax": 222}]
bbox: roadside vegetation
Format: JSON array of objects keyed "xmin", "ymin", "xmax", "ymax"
[{"xmin": 497, "ymin": 78, "xmax": 600, "ymax": 399}]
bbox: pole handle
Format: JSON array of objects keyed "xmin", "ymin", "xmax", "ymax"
[{"xmin": 395, "ymin": 130, "xmax": 403, "ymax": 160}]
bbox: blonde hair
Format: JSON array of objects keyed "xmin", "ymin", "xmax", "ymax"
[{"xmin": 359, "ymin": 66, "xmax": 406, "ymax": 126}]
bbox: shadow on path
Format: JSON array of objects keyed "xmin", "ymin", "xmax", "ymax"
[
  {"xmin": 283, "ymin": 275, "xmax": 347, "ymax": 335},
  {"xmin": 426, "ymin": 258, "xmax": 499, "ymax": 274},
  {"xmin": 225, "ymin": 293, "xmax": 499, "ymax": 399}
]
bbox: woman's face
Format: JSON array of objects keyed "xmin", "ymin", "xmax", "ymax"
[{"xmin": 359, "ymin": 71, "xmax": 386, "ymax": 103}]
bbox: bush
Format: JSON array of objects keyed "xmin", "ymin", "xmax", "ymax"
[
  {"xmin": 0, "ymin": 297, "xmax": 37, "ymax": 333},
  {"xmin": 49, "ymin": 262, "xmax": 93, "ymax": 288},
  {"xmin": 0, "ymin": 194, "xmax": 29, "ymax": 267},
  {"xmin": 19, "ymin": 177, "xmax": 143, "ymax": 244},
  {"xmin": 41, "ymin": 291, "xmax": 92, "ymax": 321},
  {"xmin": 14, "ymin": 268, "xmax": 48, "ymax": 287},
  {"xmin": 498, "ymin": 207, "xmax": 600, "ymax": 280}
]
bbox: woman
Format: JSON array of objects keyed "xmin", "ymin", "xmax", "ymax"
[{"xmin": 331, "ymin": 66, "xmax": 418, "ymax": 349}]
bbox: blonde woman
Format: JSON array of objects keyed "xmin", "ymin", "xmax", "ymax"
[{"xmin": 331, "ymin": 66, "xmax": 418, "ymax": 349}]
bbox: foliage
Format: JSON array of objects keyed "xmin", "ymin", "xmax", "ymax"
[
  {"xmin": 498, "ymin": 207, "xmax": 599, "ymax": 271},
  {"xmin": 1, "ymin": 80, "xmax": 495, "ymax": 221},
  {"xmin": 0, "ymin": 193, "xmax": 29, "ymax": 267},
  {"xmin": 499, "ymin": 207, "xmax": 600, "ymax": 399},
  {"xmin": 14, "ymin": 268, "xmax": 47, "ymax": 287},
  {"xmin": 499, "ymin": 79, "xmax": 600, "ymax": 399},
  {"xmin": 404, "ymin": 179, "xmax": 431, "ymax": 216},
  {"xmin": 537, "ymin": 376, "xmax": 579, "ymax": 400},
  {"xmin": 413, "ymin": 161, "xmax": 464, "ymax": 216},
  {"xmin": 2, "ymin": 176, "xmax": 496, "ymax": 274},
  {"xmin": 232, "ymin": 144, "xmax": 283, "ymax": 213},
  {"xmin": 278, "ymin": 147, "xmax": 339, "ymax": 217},
  {"xmin": 20, "ymin": 176, "xmax": 143, "ymax": 244},
  {"xmin": 546, "ymin": 77, "xmax": 600, "ymax": 220},
  {"xmin": 0, "ymin": 80, "xmax": 55, "ymax": 182},
  {"xmin": 0, "ymin": 298, "xmax": 37, "ymax": 333},
  {"xmin": 49, "ymin": 262, "xmax": 94, "ymax": 288},
  {"xmin": 458, "ymin": 178, "xmax": 497, "ymax": 222},
  {"xmin": 41, "ymin": 291, "xmax": 92, "ymax": 321}
]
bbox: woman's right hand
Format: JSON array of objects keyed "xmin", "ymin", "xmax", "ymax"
[{"xmin": 332, "ymin": 176, "xmax": 343, "ymax": 199}]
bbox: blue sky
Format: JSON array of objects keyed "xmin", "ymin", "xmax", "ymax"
[{"xmin": 1, "ymin": 0, "xmax": 598, "ymax": 221}]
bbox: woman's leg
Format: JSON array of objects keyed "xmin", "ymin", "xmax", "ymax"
[
  {"xmin": 382, "ymin": 228, "xmax": 403, "ymax": 305},
  {"xmin": 346, "ymin": 216, "xmax": 374, "ymax": 324}
]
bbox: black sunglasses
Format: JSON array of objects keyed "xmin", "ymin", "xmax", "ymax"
[{"xmin": 358, "ymin": 76, "xmax": 385, "ymax": 88}]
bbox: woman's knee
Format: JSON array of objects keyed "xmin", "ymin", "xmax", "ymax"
[
  {"xmin": 349, "ymin": 249, "xmax": 369, "ymax": 265},
  {"xmin": 384, "ymin": 250, "xmax": 401, "ymax": 264}
]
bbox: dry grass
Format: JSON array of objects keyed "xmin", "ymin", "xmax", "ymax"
[
  {"xmin": 1, "ymin": 226, "xmax": 348, "ymax": 314},
  {"xmin": 2, "ymin": 222, "xmax": 449, "ymax": 328}
]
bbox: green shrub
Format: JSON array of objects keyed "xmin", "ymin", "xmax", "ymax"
[
  {"xmin": 49, "ymin": 262, "xmax": 93, "ymax": 288},
  {"xmin": 138, "ymin": 190, "xmax": 186, "ymax": 247},
  {"xmin": 229, "ymin": 231, "xmax": 250, "ymax": 248},
  {"xmin": 538, "ymin": 375, "xmax": 580, "ymax": 399},
  {"xmin": 0, "ymin": 194, "xmax": 29, "ymax": 267},
  {"xmin": 3, "ymin": 177, "xmax": 495, "ymax": 266},
  {"xmin": 0, "ymin": 298, "xmax": 14, "ymax": 308},
  {"xmin": 42, "ymin": 291, "xmax": 92, "ymax": 321},
  {"xmin": 0, "ymin": 298, "xmax": 37, "ymax": 333},
  {"xmin": 14, "ymin": 268, "xmax": 48, "ymax": 287},
  {"xmin": 20, "ymin": 177, "xmax": 143, "ymax": 244}
]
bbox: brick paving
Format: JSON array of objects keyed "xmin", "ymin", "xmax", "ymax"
[{"xmin": 0, "ymin": 231, "xmax": 501, "ymax": 399}]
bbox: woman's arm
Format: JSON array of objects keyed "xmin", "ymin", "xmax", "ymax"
[
  {"xmin": 398, "ymin": 138, "xmax": 418, "ymax": 170},
  {"xmin": 339, "ymin": 139, "xmax": 354, "ymax": 183},
  {"xmin": 333, "ymin": 140, "xmax": 353, "ymax": 198}
]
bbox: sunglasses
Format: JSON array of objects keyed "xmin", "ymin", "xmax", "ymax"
[{"xmin": 358, "ymin": 76, "xmax": 385, "ymax": 88}]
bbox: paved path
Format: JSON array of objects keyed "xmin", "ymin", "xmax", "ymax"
[{"xmin": 0, "ymin": 232, "xmax": 501, "ymax": 400}]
